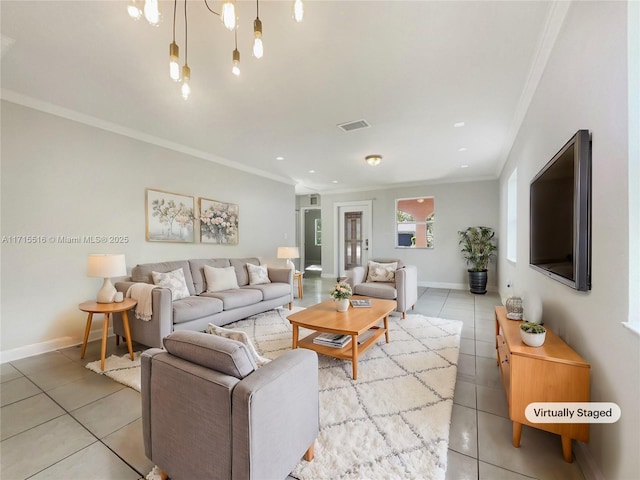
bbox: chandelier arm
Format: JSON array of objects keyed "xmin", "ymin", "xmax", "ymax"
[
  {"xmin": 172, "ymin": 0, "xmax": 177, "ymax": 42},
  {"xmin": 203, "ymin": 0, "xmax": 221, "ymax": 17},
  {"xmin": 184, "ymin": 0, "xmax": 188, "ymax": 64}
]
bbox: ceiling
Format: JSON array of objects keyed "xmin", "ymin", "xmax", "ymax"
[{"xmin": 1, "ymin": 1, "xmax": 559, "ymax": 195}]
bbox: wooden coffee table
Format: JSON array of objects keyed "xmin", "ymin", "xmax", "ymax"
[{"xmin": 287, "ymin": 297, "xmax": 396, "ymax": 379}]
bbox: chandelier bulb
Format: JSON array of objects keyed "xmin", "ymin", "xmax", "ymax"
[
  {"xmin": 293, "ymin": 0, "xmax": 304, "ymax": 23},
  {"xmin": 169, "ymin": 42, "xmax": 180, "ymax": 82},
  {"xmin": 221, "ymin": 0, "xmax": 237, "ymax": 31},
  {"xmin": 232, "ymin": 49, "xmax": 241, "ymax": 76},
  {"xmin": 253, "ymin": 18, "xmax": 263, "ymax": 59},
  {"xmin": 143, "ymin": 0, "xmax": 161, "ymax": 26},
  {"xmin": 181, "ymin": 64, "xmax": 191, "ymax": 100},
  {"xmin": 127, "ymin": 0, "xmax": 142, "ymax": 20}
]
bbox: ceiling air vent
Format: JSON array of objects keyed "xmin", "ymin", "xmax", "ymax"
[{"xmin": 337, "ymin": 119, "xmax": 370, "ymax": 132}]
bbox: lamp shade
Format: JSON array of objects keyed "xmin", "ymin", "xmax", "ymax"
[
  {"xmin": 87, "ymin": 254, "xmax": 127, "ymax": 278},
  {"xmin": 277, "ymin": 247, "xmax": 300, "ymax": 259}
]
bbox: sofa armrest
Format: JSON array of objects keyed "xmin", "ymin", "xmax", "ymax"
[
  {"xmin": 231, "ymin": 349, "xmax": 319, "ymax": 480},
  {"xmin": 112, "ymin": 281, "xmax": 174, "ymax": 348},
  {"xmin": 345, "ymin": 266, "xmax": 366, "ymax": 288},
  {"xmin": 267, "ymin": 267, "xmax": 293, "ymax": 285},
  {"xmin": 395, "ymin": 265, "xmax": 418, "ymax": 314}
]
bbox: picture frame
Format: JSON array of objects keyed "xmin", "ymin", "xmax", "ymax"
[
  {"xmin": 146, "ymin": 188, "xmax": 195, "ymax": 243},
  {"xmin": 199, "ymin": 197, "xmax": 239, "ymax": 245}
]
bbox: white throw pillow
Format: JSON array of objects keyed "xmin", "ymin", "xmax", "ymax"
[
  {"xmin": 366, "ymin": 261, "xmax": 398, "ymax": 283},
  {"xmin": 204, "ymin": 265, "xmax": 239, "ymax": 292},
  {"xmin": 246, "ymin": 263, "xmax": 271, "ymax": 285},
  {"xmin": 151, "ymin": 268, "xmax": 191, "ymax": 301},
  {"xmin": 206, "ymin": 324, "xmax": 271, "ymax": 367}
]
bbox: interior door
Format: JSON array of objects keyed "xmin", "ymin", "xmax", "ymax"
[{"xmin": 337, "ymin": 202, "xmax": 372, "ymax": 278}]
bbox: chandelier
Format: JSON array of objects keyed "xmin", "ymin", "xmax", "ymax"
[{"xmin": 127, "ymin": 0, "xmax": 304, "ymax": 100}]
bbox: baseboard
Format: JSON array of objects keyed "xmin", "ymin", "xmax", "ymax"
[
  {"xmin": 417, "ymin": 281, "xmax": 499, "ymax": 293},
  {"xmin": 0, "ymin": 327, "xmax": 114, "ymax": 364},
  {"xmin": 574, "ymin": 441, "xmax": 606, "ymax": 480}
]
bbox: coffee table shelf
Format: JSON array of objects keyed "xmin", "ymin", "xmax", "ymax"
[{"xmin": 297, "ymin": 326, "xmax": 387, "ymax": 360}]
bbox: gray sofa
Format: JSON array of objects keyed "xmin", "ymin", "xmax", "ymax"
[
  {"xmin": 113, "ymin": 257, "xmax": 293, "ymax": 349},
  {"xmin": 142, "ymin": 330, "xmax": 319, "ymax": 480}
]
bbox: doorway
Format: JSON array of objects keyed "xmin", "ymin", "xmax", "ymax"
[
  {"xmin": 334, "ymin": 201, "xmax": 373, "ymax": 279},
  {"xmin": 300, "ymin": 207, "xmax": 322, "ymax": 277}
]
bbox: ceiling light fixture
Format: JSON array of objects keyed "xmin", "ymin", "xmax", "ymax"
[
  {"xmin": 180, "ymin": 0, "xmax": 191, "ymax": 99},
  {"xmin": 365, "ymin": 155, "xmax": 382, "ymax": 166},
  {"xmin": 454, "ymin": 122, "xmax": 465, "ymax": 128},
  {"xmin": 129, "ymin": 0, "xmax": 303, "ymax": 99},
  {"xmin": 458, "ymin": 147, "xmax": 468, "ymax": 152}
]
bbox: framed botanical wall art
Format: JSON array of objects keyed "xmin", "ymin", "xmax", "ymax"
[
  {"xmin": 146, "ymin": 189, "xmax": 195, "ymax": 242},
  {"xmin": 199, "ymin": 197, "xmax": 239, "ymax": 245}
]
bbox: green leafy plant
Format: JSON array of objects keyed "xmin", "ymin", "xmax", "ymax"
[
  {"xmin": 457, "ymin": 226, "xmax": 497, "ymax": 271},
  {"xmin": 519, "ymin": 322, "xmax": 546, "ymax": 334},
  {"xmin": 329, "ymin": 282, "xmax": 352, "ymax": 300}
]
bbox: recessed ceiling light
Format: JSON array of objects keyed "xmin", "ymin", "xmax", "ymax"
[
  {"xmin": 454, "ymin": 122, "xmax": 465, "ymax": 128},
  {"xmin": 332, "ymin": 180, "xmax": 338, "ymax": 184},
  {"xmin": 308, "ymin": 170, "xmax": 315, "ymax": 174},
  {"xmin": 458, "ymin": 147, "xmax": 468, "ymax": 152},
  {"xmin": 461, "ymin": 164, "xmax": 469, "ymax": 169},
  {"xmin": 276, "ymin": 156, "xmax": 284, "ymax": 161}
]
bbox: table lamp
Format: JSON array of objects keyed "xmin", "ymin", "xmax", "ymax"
[
  {"xmin": 87, "ymin": 254, "xmax": 127, "ymax": 303},
  {"xmin": 277, "ymin": 247, "xmax": 299, "ymax": 270}
]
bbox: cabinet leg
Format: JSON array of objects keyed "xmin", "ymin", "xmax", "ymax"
[
  {"xmin": 512, "ymin": 421, "xmax": 522, "ymax": 448},
  {"xmin": 561, "ymin": 435, "xmax": 573, "ymax": 463}
]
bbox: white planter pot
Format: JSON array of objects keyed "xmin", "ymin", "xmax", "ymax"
[
  {"xmin": 335, "ymin": 298, "xmax": 350, "ymax": 312},
  {"xmin": 520, "ymin": 329, "xmax": 546, "ymax": 347}
]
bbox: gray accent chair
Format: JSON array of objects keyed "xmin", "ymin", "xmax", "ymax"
[
  {"xmin": 345, "ymin": 259, "xmax": 418, "ymax": 319},
  {"xmin": 141, "ymin": 330, "xmax": 319, "ymax": 480}
]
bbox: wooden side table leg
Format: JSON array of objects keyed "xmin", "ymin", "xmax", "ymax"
[
  {"xmin": 351, "ymin": 335, "xmax": 358, "ymax": 380},
  {"xmin": 100, "ymin": 313, "xmax": 110, "ymax": 371},
  {"xmin": 81, "ymin": 313, "xmax": 93, "ymax": 359},
  {"xmin": 121, "ymin": 310, "xmax": 134, "ymax": 361},
  {"xmin": 561, "ymin": 435, "xmax": 574, "ymax": 463},
  {"xmin": 512, "ymin": 421, "xmax": 523, "ymax": 448}
]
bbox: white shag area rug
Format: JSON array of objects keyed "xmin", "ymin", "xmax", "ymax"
[
  {"xmin": 90, "ymin": 307, "xmax": 463, "ymax": 480},
  {"xmin": 85, "ymin": 351, "xmax": 142, "ymax": 391}
]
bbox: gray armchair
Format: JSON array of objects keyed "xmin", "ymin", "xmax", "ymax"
[
  {"xmin": 141, "ymin": 330, "xmax": 318, "ymax": 480},
  {"xmin": 346, "ymin": 259, "xmax": 418, "ymax": 319}
]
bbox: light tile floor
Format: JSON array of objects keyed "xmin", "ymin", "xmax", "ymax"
[{"xmin": 0, "ymin": 277, "xmax": 586, "ymax": 479}]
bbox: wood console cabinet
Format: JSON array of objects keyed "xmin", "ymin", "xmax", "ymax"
[{"xmin": 494, "ymin": 306, "xmax": 590, "ymax": 462}]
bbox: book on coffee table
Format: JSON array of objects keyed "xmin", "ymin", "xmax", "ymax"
[
  {"xmin": 350, "ymin": 299, "xmax": 372, "ymax": 308},
  {"xmin": 313, "ymin": 333, "xmax": 352, "ymax": 348}
]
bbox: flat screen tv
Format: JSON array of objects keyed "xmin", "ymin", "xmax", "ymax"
[{"xmin": 529, "ymin": 129, "xmax": 592, "ymax": 291}]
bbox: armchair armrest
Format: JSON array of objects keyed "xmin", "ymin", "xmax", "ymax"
[
  {"xmin": 345, "ymin": 266, "xmax": 366, "ymax": 288},
  {"xmin": 395, "ymin": 265, "xmax": 418, "ymax": 315},
  {"xmin": 232, "ymin": 349, "xmax": 319, "ymax": 480}
]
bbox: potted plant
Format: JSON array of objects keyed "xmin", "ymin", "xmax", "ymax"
[
  {"xmin": 519, "ymin": 321, "xmax": 547, "ymax": 347},
  {"xmin": 329, "ymin": 282, "xmax": 352, "ymax": 312},
  {"xmin": 458, "ymin": 226, "xmax": 497, "ymax": 294}
]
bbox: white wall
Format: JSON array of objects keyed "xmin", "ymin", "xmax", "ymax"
[
  {"xmin": 498, "ymin": 2, "xmax": 639, "ymax": 478},
  {"xmin": 0, "ymin": 101, "xmax": 295, "ymax": 359},
  {"xmin": 320, "ymin": 180, "xmax": 499, "ymax": 288}
]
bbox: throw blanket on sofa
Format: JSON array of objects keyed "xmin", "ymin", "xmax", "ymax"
[{"xmin": 126, "ymin": 283, "xmax": 158, "ymax": 321}]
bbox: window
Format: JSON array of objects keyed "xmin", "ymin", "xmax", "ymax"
[
  {"xmin": 507, "ymin": 169, "xmax": 517, "ymax": 262},
  {"xmin": 396, "ymin": 197, "xmax": 435, "ymax": 249}
]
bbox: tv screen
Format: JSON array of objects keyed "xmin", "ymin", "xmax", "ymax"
[{"xmin": 529, "ymin": 130, "xmax": 591, "ymax": 291}]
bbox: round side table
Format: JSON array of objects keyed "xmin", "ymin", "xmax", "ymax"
[{"xmin": 78, "ymin": 298, "xmax": 137, "ymax": 371}]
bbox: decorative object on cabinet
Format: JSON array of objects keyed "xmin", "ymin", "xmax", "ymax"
[
  {"xmin": 458, "ymin": 226, "xmax": 497, "ymax": 294},
  {"xmin": 505, "ymin": 295, "xmax": 523, "ymax": 320},
  {"xmin": 146, "ymin": 189, "xmax": 195, "ymax": 242},
  {"xmin": 494, "ymin": 306, "xmax": 590, "ymax": 463},
  {"xmin": 199, "ymin": 197, "xmax": 239, "ymax": 244},
  {"xmin": 519, "ymin": 322, "xmax": 546, "ymax": 347}
]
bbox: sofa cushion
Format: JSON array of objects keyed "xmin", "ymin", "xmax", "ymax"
[
  {"xmin": 354, "ymin": 282, "xmax": 397, "ymax": 300},
  {"xmin": 163, "ymin": 331, "xmax": 256, "ymax": 379},
  {"xmin": 206, "ymin": 324, "xmax": 271, "ymax": 367},
  {"xmin": 201, "ymin": 288, "xmax": 263, "ymax": 310},
  {"xmin": 247, "ymin": 263, "xmax": 271, "ymax": 285},
  {"xmin": 172, "ymin": 296, "xmax": 224, "ymax": 324},
  {"xmin": 189, "ymin": 258, "xmax": 231, "ymax": 295},
  {"xmin": 230, "ymin": 258, "xmax": 261, "ymax": 287},
  {"xmin": 204, "ymin": 265, "xmax": 239, "ymax": 292},
  {"xmin": 366, "ymin": 261, "xmax": 398, "ymax": 282},
  {"xmin": 151, "ymin": 268, "xmax": 191, "ymax": 301},
  {"xmin": 244, "ymin": 282, "xmax": 291, "ymax": 301},
  {"xmin": 131, "ymin": 260, "xmax": 196, "ymax": 296}
]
